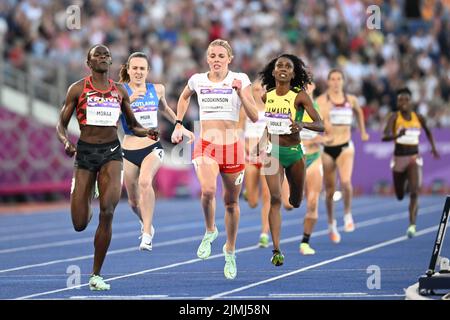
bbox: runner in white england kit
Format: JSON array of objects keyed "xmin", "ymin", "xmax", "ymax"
[{"xmin": 171, "ymin": 39, "xmax": 258, "ymax": 280}]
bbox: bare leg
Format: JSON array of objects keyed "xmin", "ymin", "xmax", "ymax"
[
  {"xmin": 221, "ymin": 171, "xmax": 244, "ymax": 252},
  {"xmin": 138, "ymin": 153, "xmax": 162, "ymax": 234},
  {"xmin": 123, "ymin": 159, "xmax": 141, "ymax": 221},
  {"xmin": 70, "ymin": 169, "xmax": 97, "ymax": 231},
  {"xmin": 263, "ymin": 156, "xmax": 284, "ymax": 252},
  {"xmin": 194, "ymin": 157, "xmax": 220, "ymax": 232},
  {"xmin": 92, "ymin": 160, "xmax": 122, "ymax": 275},
  {"xmin": 322, "ymin": 152, "xmax": 337, "ymax": 225}
]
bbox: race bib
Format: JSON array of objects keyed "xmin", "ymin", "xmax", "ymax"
[
  {"xmin": 265, "ymin": 112, "xmax": 292, "ymax": 135},
  {"xmin": 133, "ymin": 106, "xmax": 158, "ymax": 128},
  {"xmin": 330, "ymin": 107, "xmax": 353, "ymax": 125},
  {"xmin": 86, "ymin": 96, "xmax": 121, "ymax": 126},
  {"xmin": 396, "ymin": 128, "xmax": 421, "ymax": 145},
  {"xmin": 199, "ymin": 88, "xmax": 233, "ymax": 112}
]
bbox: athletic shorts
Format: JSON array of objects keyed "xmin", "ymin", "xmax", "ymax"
[
  {"xmin": 269, "ymin": 143, "xmax": 305, "ymax": 168},
  {"xmin": 305, "ymin": 151, "xmax": 321, "ymax": 168},
  {"xmin": 75, "ymin": 139, "xmax": 122, "ymax": 173},
  {"xmin": 323, "ymin": 141, "xmax": 353, "ymax": 160},
  {"xmin": 390, "ymin": 154, "xmax": 423, "ymax": 173},
  {"xmin": 193, "ymin": 139, "xmax": 245, "ymax": 174},
  {"xmin": 123, "ymin": 141, "xmax": 164, "ymax": 167}
]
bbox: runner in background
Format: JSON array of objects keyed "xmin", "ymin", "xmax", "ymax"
[
  {"xmin": 382, "ymin": 87, "xmax": 439, "ymax": 238},
  {"xmin": 316, "ymin": 69, "xmax": 369, "ymax": 244}
]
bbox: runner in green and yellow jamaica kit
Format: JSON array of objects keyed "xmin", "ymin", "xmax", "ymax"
[{"xmin": 256, "ymin": 54, "xmax": 324, "ymax": 266}]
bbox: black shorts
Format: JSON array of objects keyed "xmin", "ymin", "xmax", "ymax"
[
  {"xmin": 75, "ymin": 139, "xmax": 122, "ymax": 173},
  {"xmin": 122, "ymin": 141, "xmax": 164, "ymax": 167},
  {"xmin": 323, "ymin": 141, "xmax": 353, "ymax": 160}
]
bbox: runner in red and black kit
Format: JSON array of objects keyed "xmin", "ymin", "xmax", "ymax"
[{"xmin": 56, "ymin": 44, "xmax": 157, "ymax": 291}]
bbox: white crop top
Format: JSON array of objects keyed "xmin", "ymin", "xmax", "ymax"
[
  {"xmin": 329, "ymin": 97, "xmax": 353, "ymax": 126},
  {"xmin": 188, "ymin": 71, "xmax": 251, "ymax": 122}
]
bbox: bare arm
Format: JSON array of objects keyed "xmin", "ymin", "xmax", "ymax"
[
  {"xmin": 234, "ymin": 80, "xmax": 258, "ymax": 122},
  {"xmin": 351, "ymin": 95, "xmax": 369, "ymax": 141},
  {"xmin": 381, "ymin": 112, "xmax": 401, "ymax": 141},
  {"xmin": 155, "ymin": 84, "xmax": 177, "ymax": 125},
  {"xmin": 56, "ymin": 81, "xmax": 82, "ymax": 157},
  {"xmin": 251, "ymin": 92, "xmax": 268, "ymax": 156},
  {"xmin": 418, "ymin": 113, "xmax": 440, "ymax": 158},
  {"xmin": 296, "ymin": 91, "xmax": 324, "ymax": 133},
  {"xmin": 319, "ymin": 101, "xmax": 334, "ymax": 144},
  {"xmin": 175, "ymin": 85, "xmax": 194, "ymax": 123},
  {"xmin": 171, "ymin": 85, "xmax": 195, "ymax": 144}
]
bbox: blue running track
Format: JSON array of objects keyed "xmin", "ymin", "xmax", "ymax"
[{"xmin": 0, "ymin": 195, "xmax": 448, "ymax": 300}]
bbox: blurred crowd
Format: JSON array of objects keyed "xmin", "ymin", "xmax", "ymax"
[{"xmin": 2, "ymin": 0, "xmax": 450, "ymax": 138}]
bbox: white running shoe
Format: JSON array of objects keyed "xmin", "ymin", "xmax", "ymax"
[
  {"xmin": 343, "ymin": 213, "xmax": 355, "ymax": 232},
  {"xmin": 328, "ymin": 219, "xmax": 341, "ymax": 244},
  {"xmin": 139, "ymin": 225, "xmax": 155, "ymax": 251}
]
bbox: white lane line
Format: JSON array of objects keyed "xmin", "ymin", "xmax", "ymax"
[
  {"xmin": 0, "ymin": 220, "xmax": 203, "ymax": 242},
  {"xmin": 0, "ymin": 220, "xmax": 298, "ymax": 273},
  {"xmin": 0, "ymin": 197, "xmax": 391, "ymax": 235},
  {"xmin": 13, "ymin": 204, "xmax": 440, "ymax": 300},
  {"xmin": 68, "ymin": 293, "xmax": 404, "ymax": 300},
  {"xmin": 203, "ymin": 226, "xmax": 438, "ymax": 300},
  {"xmin": 268, "ymin": 293, "xmax": 405, "ymax": 298},
  {"xmin": 70, "ymin": 295, "xmax": 169, "ymax": 299},
  {"xmin": 0, "ymin": 201, "xmax": 400, "ymax": 241},
  {"xmin": 0, "ymin": 199, "xmax": 405, "ymax": 254},
  {"xmin": 0, "ymin": 200, "xmax": 417, "ymax": 273}
]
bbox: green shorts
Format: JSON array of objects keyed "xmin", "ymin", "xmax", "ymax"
[
  {"xmin": 270, "ymin": 143, "xmax": 305, "ymax": 168},
  {"xmin": 305, "ymin": 151, "xmax": 321, "ymax": 168}
]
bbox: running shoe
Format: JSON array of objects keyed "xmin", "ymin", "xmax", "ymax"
[
  {"xmin": 271, "ymin": 249, "xmax": 284, "ymax": 266},
  {"xmin": 328, "ymin": 220, "xmax": 341, "ymax": 243},
  {"xmin": 299, "ymin": 242, "xmax": 316, "ymax": 255},
  {"xmin": 89, "ymin": 275, "xmax": 110, "ymax": 291},
  {"xmin": 258, "ymin": 233, "xmax": 269, "ymax": 248},
  {"xmin": 406, "ymin": 225, "xmax": 416, "ymax": 238},
  {"xmin": 139, "ymin": 225, "xmax": 155, "ymax": 251},
  {"xmin": 343, "ymin": 213, "xmax": 355, "ymax": 232},
  {"xmin": 223, "ymin": 244, "xmax": 237, "ymax": 280},
  {"xmin": 197, "ymin": 227, "xmax": 218, "ymax": 259}
]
